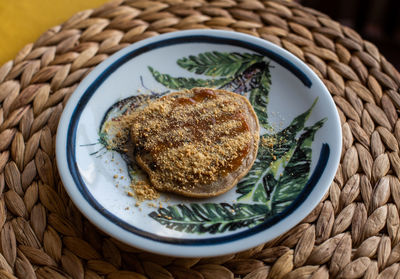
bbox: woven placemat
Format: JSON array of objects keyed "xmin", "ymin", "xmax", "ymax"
[{"xmin": 0, "ymin": 0, "xmax": 400, "ymax": 278}]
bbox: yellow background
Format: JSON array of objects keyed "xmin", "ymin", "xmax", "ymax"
[{"xmin": 0, "ymin": 0, "xmax": 109, "ymax": 65}]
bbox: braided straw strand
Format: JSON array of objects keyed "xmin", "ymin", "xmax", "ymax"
[{"xmin": 1, "ymin": 0, "xmax": 400, "ymax": 278}]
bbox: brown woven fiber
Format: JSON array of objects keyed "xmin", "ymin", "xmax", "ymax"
[{"xmin": 1, "ymin": 0, "xmax": 400, "ymax": 277}]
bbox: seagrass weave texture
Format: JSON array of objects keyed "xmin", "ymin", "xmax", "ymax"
[{"xmin": 1, "ymin": 0, "xmax": 400, "ymax": 278}]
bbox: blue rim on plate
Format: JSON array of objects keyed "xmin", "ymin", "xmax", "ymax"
[{"xmin": 56, "ymin": 30, "xmax": 342, "ymax": 257}]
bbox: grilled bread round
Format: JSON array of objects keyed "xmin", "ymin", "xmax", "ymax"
[{"xmin": 130, "ymin": 88, "xmax": 259, "ymax": 198}]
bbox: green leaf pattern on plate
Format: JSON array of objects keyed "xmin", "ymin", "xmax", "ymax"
[
  {"xmin": 270, "ymin": 118, "xmax": 326, "ymax": 215},
  {"xmin": 177, "ymin": 51, "xmax": 265, "ymax": 77},
  {"xmin": 149, "ymin": 203, "xmax": 269, "ymax": 234},
  {"xmin": 148, "ymin": 66, "xmax": 232, "ymax": 90}
]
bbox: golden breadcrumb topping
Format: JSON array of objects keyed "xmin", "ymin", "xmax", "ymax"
[
  {"xmin": 129, "ymin": 88, "xmax": 253, "ymax": 191},
  {"xmin": 104, "ymin": 88, "xmax": 257, "ymax": 199}
]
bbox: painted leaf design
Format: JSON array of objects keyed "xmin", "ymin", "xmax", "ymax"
[
  {"xmin": 99, "ymin": 95, "xmax": 156, "ymax": 150},
  {"xmin": 148, "ymin": 66, "xmax": 231, "ymax": 90},
  {"xmin": 270, "ymin": 118, "xmax": 327, "ymax": 214},
  {"xmin": 237, "ymin": 99, "xmax": 319, "ymax": 201},
  {"xmin": 248, "ymin": 67, "xmax": 271, "ymax": 129},
  {"xmin": 236, "ymin": 157, "xmax": 270, "ymax": 203},
  {"xmin": 270, "ymin": 98, "xmax": 317, "ymax": 150},
  {"xmin": 219, "ymin": 62, "xmax": 270, "ymax": 95},
  {"xmin": 177, "ymin": 52, "xmax": 265, "ymax": 77},
  {"xmin": 149, "ymin": 203, "xmax": 269, "ymax": 234},
  {"xmin": 97, "ymin": 95, "xmax": 157, "ymax": 179}
]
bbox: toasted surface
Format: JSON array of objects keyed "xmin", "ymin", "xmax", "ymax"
[{"xmin": 130, "ymin": 88, "xmax": 259, "ymax": 198}]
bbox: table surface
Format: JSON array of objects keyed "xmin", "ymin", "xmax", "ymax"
[{"xmin": 1, "ymin": 0, "xmax": 400, "ymax": 278}]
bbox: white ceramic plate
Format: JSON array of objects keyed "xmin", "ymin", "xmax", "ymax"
[{"xmin": 56, "ymin": 30, "xmax": 341, "ymax": 257}]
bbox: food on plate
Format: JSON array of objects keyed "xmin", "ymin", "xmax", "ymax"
[{"xmin": 127, "ymin": 87, "xmax": 259, "ymax": 198}]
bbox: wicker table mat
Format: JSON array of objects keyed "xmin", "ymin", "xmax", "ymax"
[{"xmin": 1, "ymin": 0, "xmax": 400, "ymax": 278}]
